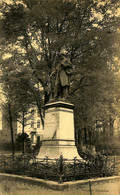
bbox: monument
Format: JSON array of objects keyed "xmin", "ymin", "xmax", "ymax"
[{"xmin": 37, "ymin": 53, "xmax": 82, "ymax": 160}]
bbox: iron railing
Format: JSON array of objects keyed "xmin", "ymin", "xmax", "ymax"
[{"xmin": 0, "ymin": 154, "xmax": 118, "ymax": 183}]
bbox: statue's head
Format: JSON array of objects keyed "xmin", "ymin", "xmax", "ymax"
[
  {"xmin": 60, "ymin": 50, "xmax": 65, "ymax": 55},
  {"xmin": 59, "ymin": 51, "xmax": 66, "ymax": 61},
  {"xmin": 59, "ymin": 50, "xmax": 66, "ymax": 57}
]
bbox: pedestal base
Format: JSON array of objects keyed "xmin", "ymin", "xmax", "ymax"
[
  {"xmin": 37, "ymin": 101, "xmax": 82, "ymax": 160},
  {"xmin": 37, "ymin": 140, "xmax": 82, "ymax": 159}
]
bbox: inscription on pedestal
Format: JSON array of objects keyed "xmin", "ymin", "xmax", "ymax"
[{"xmin": 43, "ymin": 111, "xmax": 59, "ymax": 140}]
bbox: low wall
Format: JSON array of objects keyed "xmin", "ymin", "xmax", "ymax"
[{"xmin": 0, "ymin": 173, "xmax": 120, "ymax": 191}]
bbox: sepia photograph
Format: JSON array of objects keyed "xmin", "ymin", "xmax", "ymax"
[{"xmin": 0, "ymin": 0, "xmax": 120, "ymax": 194}]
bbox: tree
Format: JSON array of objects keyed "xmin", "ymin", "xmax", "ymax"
[
  {"xmin": 16, "ymin": 132, "xmax": 31, "ymax": 153},
  {"xmin": 17, "ymin": 109, "xmax": 33, "ymax": 154},
  {"xmin": 0, "ymin": 91, "xmax": 17, "ymax": 158},
  {"xmin": 0, "ymin": 55, "xmax": 39, "ymax": 154},
  {"xmin": 0, "ymin": 0, "xmax": 120, "ymax": 151}
]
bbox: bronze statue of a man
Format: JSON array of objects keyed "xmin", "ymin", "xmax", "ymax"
[{"xmin": 51, "ymin": 54, "xmax": 72, "ymax": 100}]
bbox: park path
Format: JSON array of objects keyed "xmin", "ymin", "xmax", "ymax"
[{"xmin": 0, "ymin": 178, "xmax": 120, "ymax": 195}]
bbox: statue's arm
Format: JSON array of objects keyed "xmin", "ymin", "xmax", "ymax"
[
  {"xmin": 65, "ymin": 67, "xmax": 72, "ymax": 75},
  {"xmin": 50, "ymin": 70, "xmax": 56, "ymax": 77}
]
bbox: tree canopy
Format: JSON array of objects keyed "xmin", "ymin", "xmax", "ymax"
[{"xmin": 0, "ymin": 0, "xmax": 120, "ymax": 149}]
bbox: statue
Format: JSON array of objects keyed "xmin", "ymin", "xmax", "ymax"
[{"xmin": 50, "ymin": 53, "xmax": 72, "ymax": 100}]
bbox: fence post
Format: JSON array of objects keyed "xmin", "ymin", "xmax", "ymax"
[
  {"xmin": 59, "ymin": 155, "xmax": 63, "ymax": 183},
  {"xmin": 3, "ymin": 155, "xmax": 6, "ymax": 172},
  {"xmin": 45, "ymin": 156, "xmax": 48, "ymax": 180},
  {"xmin": 23, "ymin": 155, "xmax": 25, "ymax": 175},
  {"xmin": 113, "ymin": 156, "xmax": 116, "ymax": 175},
  {"xmin": 0, "ymin": 155, "xmax": 1, "ymax": 172},
  {"xmin": 89, "ymin": 181, "xmax": 92, "ymax": 195},
  {"xmin": 74, "ymin": 157, "xmax": 77, "ymax": 180},
  {"xmin": 84, "ymin": 161, "xmax": 86, "ymax": 179}
]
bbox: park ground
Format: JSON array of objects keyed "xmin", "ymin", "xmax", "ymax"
[{"xmin": 0, "ymin": 177, "xmax": 120, "ymax": 195}]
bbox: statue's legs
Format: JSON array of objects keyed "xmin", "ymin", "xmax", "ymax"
[
  {"xmin": 63, "ymin": 86, "xmax": 69, "ymax": 98},
  {"xmin": 54, "ymin": 85, "xmax": 69, "ymax": 100},
  {"xmin": 54, "ymin": 84, "xmax": 59, "ymax": 100}
]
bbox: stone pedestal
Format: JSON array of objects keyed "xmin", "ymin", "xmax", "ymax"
[{"xmin": 37, "ymin": 101, "xmax": 82, "ymax": 159}]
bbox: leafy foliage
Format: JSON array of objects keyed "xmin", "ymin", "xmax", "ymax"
[
  {"xmin": 0, "ymin": 0, "xmax": 120, "ymax": 151},
  {"xmin": 16, "ymin": 132, "xmax": 31, "ymax": 153},
  {"xmin": 16, "ymin": 132, "xmax": 30, "ymax": 143}
]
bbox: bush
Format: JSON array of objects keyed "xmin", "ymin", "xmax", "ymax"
[
  {"xmin": 0, "ymin": 142, "xmax": 12, "ymax": 151},
  {"xmin": 79, "ymin": 147, "xmax": 115, "ymax": 177},
  {"xmin": 96, "ymin": 141, "xmax": 120, "ymax": 156}
]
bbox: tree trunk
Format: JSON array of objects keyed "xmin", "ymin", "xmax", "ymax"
[
  {"xmin": 109, "ymin": 115, "xmax": 114, "ymax": 136},
  {"xmin": 84, "ymin": 127, "xmax": 87, "ymax": 146},
  {"xmin": 37, "ymin": 103, "xmax": 44, "ymax": 128},
  {"xmin": 103, "ymin": 121, "xmax": 106, "ymax": 151},
  {"xmin": 8, "ymin": 103, "xmax": 15, "ymax": 159},
  {"xmin": 76, "ymin": 129, "xmax": 82, "ymax": 148},
  {"xmin": 92, "ymin": 127, "xmax": 95, "ymax": 146},
  {"xmin": 22, "ymin": 111, "xmax": 25, "ymax": 155},
  {"xmin": 44, "ymin": 90, "xmax": 50, "ymax": 105},
  {"xmin": 88, "ymin": 127, "xmax": 92, "ymax": 149}
]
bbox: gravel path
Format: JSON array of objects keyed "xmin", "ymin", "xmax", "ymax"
[{"xmin": 0, "ymin": 178, "xmax": 120, "ymax": 195}]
